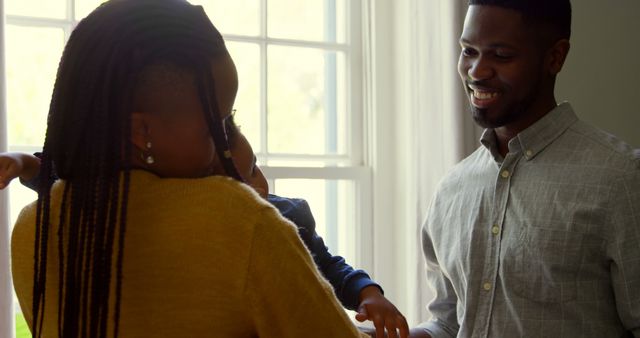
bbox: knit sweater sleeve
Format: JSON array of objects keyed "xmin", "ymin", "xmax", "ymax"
[{"xmin": 244, "ymin": 205, "xmax": 368, "ymax": 338}]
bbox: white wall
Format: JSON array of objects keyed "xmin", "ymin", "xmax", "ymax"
[{"xmin": 556, "ymin": 0, "xmax": 640, "ymax": 147}]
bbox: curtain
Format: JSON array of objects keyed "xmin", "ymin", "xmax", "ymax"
[
  {"xmin": 411, "ymin": 0, "xmax": 481, "ymax": 323},
  {"xmin": 388, "ymin": 0, "xmax": 480, "ymax": 323},
  {"xmin": 0, "ymin": 0, "xmax": 15, "ymax": 336}
]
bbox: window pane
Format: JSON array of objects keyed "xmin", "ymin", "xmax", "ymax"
[
  {"xmin": 226, "ymin": 42, "xmax": 262, "ymax": 152},
  {"xmin": 75, "ymin": 0, "xmax": 106, "ymax": 20},
  {"xmin": 7, "ymin": 26, "xmax": 65, "ymax": 147},
  {"xmin": 6, "ymin": 0, "xmax": 66, "ymax": 19},
  {"xmin": 267, "ymin": 46, "xmax": 346, "ymax": 155},
  {"xmin": 15, "ymin": 305, "xmax": 29, "ymax": 338},
  {"xmin": 268, "ymin": 0, "xmax": 346, "ymax": 43},
  {"xmin": 191, "ymin": 0, "xmax": 260, "ymax": 36},
  {"xmin": 273, "ymin": 179, "xmax": 356, "ymax": 265}
]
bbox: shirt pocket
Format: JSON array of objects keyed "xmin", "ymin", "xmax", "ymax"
[{"xmin": 501, "ymin": 227, "xmax": 583, "ymax": 303}]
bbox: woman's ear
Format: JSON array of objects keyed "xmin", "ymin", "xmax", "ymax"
[{"xmin": 131, "ymin": 112, "xmax": 151, "ymax": 150}]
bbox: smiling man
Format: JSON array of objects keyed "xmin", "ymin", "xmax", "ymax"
[{"xmin": 410, "ymin": 0, "xmax": 640, "ymax": 337}]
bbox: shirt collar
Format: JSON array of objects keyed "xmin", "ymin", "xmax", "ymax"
[{"xmin": 480, "ymin": 102, "xmax": 578, "ymax": 162}]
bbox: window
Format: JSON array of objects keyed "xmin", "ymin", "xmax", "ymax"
[{"xmin": 3, "ymin": 0, "xmax": 370, "ymax": 336}]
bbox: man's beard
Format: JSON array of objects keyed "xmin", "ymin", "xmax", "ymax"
[
  {"xmin": 470, "ymin": 80, "xmax": 542, "ymax": 129},
  {"xmin": 471, "ymin": 103, "xmax": 527, "ymax": 129}
]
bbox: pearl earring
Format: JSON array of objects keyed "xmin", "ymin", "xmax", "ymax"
[{"xmin": 144, "ymin": 141, "xmax": 155, "ymax": 165}]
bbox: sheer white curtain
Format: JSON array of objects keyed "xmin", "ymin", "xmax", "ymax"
[
  {"xmin": 365, "ymin": 0, "xmax": 479, "ymax": 325},
  {"xmin": 407, "ymin": 0, "xmax": 480, "ymax": 322},
  {"xmin": 0, "ymin": 0, "xmax": 15, "ymax": 337}
]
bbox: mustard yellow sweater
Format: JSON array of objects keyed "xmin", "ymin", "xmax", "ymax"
[{"xmin": 12, "ymin": 170, "xmax": 367, "ymax": 337}]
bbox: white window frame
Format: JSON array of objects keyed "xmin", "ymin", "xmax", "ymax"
[{"xmin": 221, "ymin": 0, "xmax": 372, "ymax": 269}]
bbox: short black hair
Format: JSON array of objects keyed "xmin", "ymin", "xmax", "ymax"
[{"xmin": 469, "ymin": 0, "xmax": 572, "ymax": 41}]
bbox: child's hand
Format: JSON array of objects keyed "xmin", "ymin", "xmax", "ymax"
[
  {"xmin": 356, "ymin": 285, "xmax": 409, "ymax": 338},
  {"xmin": 0, "ymin": 152, "xmax": 40, "ymax": 189}
]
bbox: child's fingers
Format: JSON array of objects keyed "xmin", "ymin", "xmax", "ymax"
[
  {"xmin": 0, "ymin": 164, "xmax": 19, "ymax": 189},
  {"xmin": 398, "ymin": 315, "xmax": 410, "ymax": 338},
  {"xmin": 372, "ymin": 316, "xmax": 385, "ymax": 338},
  {"xmin": 0, "ymin": 175, "xmax": 16, "ymax": 189},
  {"xmin": 355, "ymin": 306, "xmax": 369, "ymax": 322},
  {"xmin": 0, "ymin": 176, "xmax": 11, "ymax": 190},
  {"xmin": 385, "ymin": 319, "xmax": 400, "ymax": 338}
]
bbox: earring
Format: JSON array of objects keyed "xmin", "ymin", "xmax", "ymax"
[{"xmin": 143, "ymin": 141, "xmax": 155, "ymax": 165}]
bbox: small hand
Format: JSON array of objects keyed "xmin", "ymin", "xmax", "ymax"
[
  {"xmin": 0, "ymin": 152, "xmax": 23, "ymax": 189},
  {"xmin": 356, "ymin": 286, "xmax": 409, "ymax": 338},
  {"xmin": 0, "ymin": 152, "xmax": 40, "ymax": 189}
]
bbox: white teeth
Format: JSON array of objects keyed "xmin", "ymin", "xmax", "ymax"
[{"xmin": 473, "ymin": 90, "xmax": 499, "ymax": 100}]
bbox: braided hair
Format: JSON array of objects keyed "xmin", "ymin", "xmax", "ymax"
[{"xmin": 32, "ymin": 0, "xmax": 241, "ymax": 337}]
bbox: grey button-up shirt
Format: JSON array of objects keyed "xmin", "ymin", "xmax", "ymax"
[{"xmin": 419, "ymin": 103, "xmax": 640, "ymax": 337}]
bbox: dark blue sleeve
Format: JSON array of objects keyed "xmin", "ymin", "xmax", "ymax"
[
  {"xmin": 20, "ymin": 152, "xmax": 52, "ymax": 192},
  {"xmin": 268, "ymin": 194, "xmax": 383, "ymax": 310}
]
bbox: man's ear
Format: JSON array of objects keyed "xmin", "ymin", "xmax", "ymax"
[
  {"xmin": 131, "ymin": 112, "xmax": 152, "ymax": 150},
  {"xmin": 547, "ymin": 39, "xmax": 571, "ymax": 76}
]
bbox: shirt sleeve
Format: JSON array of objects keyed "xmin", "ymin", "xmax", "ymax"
[
  {"xmin": 417, "ymin": 202, "xmax": 460, "ymax": 338},
  {"xmin": 19, "ymin": 152, "xmax": 56, "ymax": 192},
  {"xmin": 270, "ymin": 195, "xmax": 382, "ymax": 310},
  {"xmin": 608, "ymin": 166, "xmax": 640, "ymax": 336},
  {"xmin": 244, "ymin": 205, "xmax": 368, "ymax": 338}
]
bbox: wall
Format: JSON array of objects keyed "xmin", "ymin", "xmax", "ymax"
[{"xmin": 556, "ymin": 0, "xmax": 640, "ymax": 147}]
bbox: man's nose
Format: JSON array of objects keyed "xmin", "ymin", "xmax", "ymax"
[{"xmin": 467, "ymin": 56, "xmax": 494, "ymax": 81}]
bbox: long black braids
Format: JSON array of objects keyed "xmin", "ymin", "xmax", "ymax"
[{"xmin": 31, "ymin": 1, "xmax": 242, "ymax": 337}]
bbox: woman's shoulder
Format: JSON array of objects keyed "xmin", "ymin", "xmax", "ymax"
[
  {"xmin": 130, "ymin": 170, "xmax": 272, "ymax": 211},
  {"xmin": 12, "ymin": 179, "xmax": 66, "ymax": 237}
]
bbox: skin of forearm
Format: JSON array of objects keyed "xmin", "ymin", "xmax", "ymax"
[{"xmin": 19, "ymin": 153, "xmax": 41, "ymax": 181}]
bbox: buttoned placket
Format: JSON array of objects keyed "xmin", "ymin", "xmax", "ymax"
[{"xmin": 473, "ymin": 151, "xmax": 522, "ymax": 337}]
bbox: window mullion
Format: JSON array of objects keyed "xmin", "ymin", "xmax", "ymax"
[
  {"xmin": 260, "ymin": 0, "xmax": 269, "ymax": 157},
  {"xmin": 224, "ymin": 34, "xmax": 350, "ymax": 52},
  {"xmin": 67, "ymin": 0, "xmax": 73, "ymax": 21},
  {"xmin": 6, "ymin": 16, "xmax": 69, "ymax": 29}
]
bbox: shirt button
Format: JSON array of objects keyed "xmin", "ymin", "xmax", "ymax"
[
  {"xmin": 501, "ymin": 170, "xmax": 510, "ymax": 178},
  {"xmin": 492, "ymin": 226, "xmax": 500, "ymax": 235},
  {"xmin": 525, "ymin": 150, "xmax": 533, "ymax": 157},
  {"xmin": 483, "ymin": 282, "xmax": 492, "ymax": 291}
]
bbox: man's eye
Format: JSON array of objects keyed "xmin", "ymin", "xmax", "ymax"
[
  {"xmin": 495, "ymin": 52, "xmax": 514, "ymax": 60},
  {"xmin": 462, "ymin": 48, "xmax": 477, "ymax": 57}
]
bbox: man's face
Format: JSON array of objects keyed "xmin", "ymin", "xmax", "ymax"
[{"xmin": 458, "ymin": 5, "xmax": 546, "ymax": 129}]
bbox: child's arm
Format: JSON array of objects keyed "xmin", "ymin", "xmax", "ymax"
[
  {"xmin": 247, "ymin": 205, "xmax": 368, "ymax": 338},
  {"xmin": 268, "ymin": 195, "xmax": 409, "ymax": 338},
  {"xmin": 268, "ymin": 195, "xmax": 375, "ymax": 307},
  {"xmin": 0, "ymin": 152, "xmax": 41, "ymax": 189}
]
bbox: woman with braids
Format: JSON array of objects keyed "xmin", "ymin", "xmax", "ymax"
[
  {"xmin": 2, "ymin": 116, "xmax": 411, "ymax": 338},
  {"xmin": 2, "ymin": 124, "xmax": 411, "ymax": 338},
  {"xmin": 3, "ymin": 105, "xmax": 411, "ymax": 338},
  {"xmin": 8, "ymin": 0, "xmax": 369, "ymax": 337}
]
